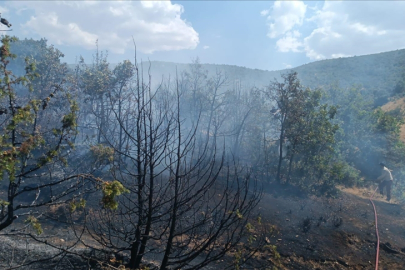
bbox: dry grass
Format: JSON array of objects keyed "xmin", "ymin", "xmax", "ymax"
[
  {"xmin": 381, "ymin": 97, "xmax": 405, "ymax": 111},
  {"xmin": 338, "ymin": 185, "xmax": 399, "ymax": 204},
  {"xmin": 381, "ymin": 97, "xmax": 405, "ymax": 142}
]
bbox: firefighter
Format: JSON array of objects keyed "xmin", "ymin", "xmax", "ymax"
[{"xmin": 377, "ymin": 162, "xmax": 394, "ymax": 201}]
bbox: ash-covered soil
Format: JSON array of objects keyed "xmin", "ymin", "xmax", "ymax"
[
  {"xmin": 1, "ymin": 184, "xmax": 404, "ymax": 270},
  {"xmin": 252, "ymin": 184, "xmax": 405, "ymax": 270}
]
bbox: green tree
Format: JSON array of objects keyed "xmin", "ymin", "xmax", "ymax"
[
  {"xmin": 9, "ymin": 38, "xmax": 68, "ymax": 96},
  {"xmin": 78, "ymin": 46, "xmax": 113, "ymax": 144},
  {"xmin": 265, "ymin": 72, "xmax": 302, "ymax": 183},
  {"xmin": 289, "ymin": 99, "xmax": 339, "ymax": 192},
  {"xmin": 0, "ymin": 36, "xmax": 122, "ymax": 232},
  {"xmin": 265, "ymin": 72, "xmax": 339, "ymax": 191},
  {"xmin": 324, "ymin": 84, "xmax": 405, "ymax": 182}
]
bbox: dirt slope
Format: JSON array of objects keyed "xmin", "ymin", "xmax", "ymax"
[
  {"xmin": 1, "ymin": 184, "xmax": 404, "ymax": 270},
  {"xmin": 253, "ymin": 184, "xmax": 405, "ymax": 270},
  {"xmin": 381, "ymin": 97, "xmax": 405, "ymax": 142}
]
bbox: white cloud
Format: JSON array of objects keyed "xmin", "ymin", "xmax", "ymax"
[
  {"xmin": 7, "ymin": 1, "xmax": 199, "ymax": 54},
  {"xmin": 265, "ymin": 1, "xmax": 405, "ymax": 61},
  {"xmin": 0, "ymin": 6, "xmax": 9, "ymax": 14},
  {"xmin": 263, "ymin": 0, "xmax": 307, "ymax": 38},
  {"xmin": 331, "ymin": 53, "xmax": 350, "ymax": 58},
  {"xmin": 276, "ymin": 30, "xmax": 302, "ymax": 52},
  {"xmin": 260, "ymin": 10, "xmax": 269, "ymax": 17},
  {"xmin": 302, "ymin": 1, "xmax": 405, "ymax": 60},
  {"xmin": 203, "ymin": 45, "xmax": 210, "ymax": 50},
  {"xmin": 25, "ymin": 12, "xmax": 98, "ymax": 49}
]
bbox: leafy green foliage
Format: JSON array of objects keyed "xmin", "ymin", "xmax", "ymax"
[
  {"xmin": 324, "ymin": 84, "xmax": 405, "ymax": 184},
  {"xmin": 69, "ymin": 198, "xmax": 86, "ymax": 212},
  {"xmin": 101, "ymin": 180, "xmax": 129, "ymax": 210},
  {"xmin": 372, "ymin": 108, "xmax": 403, "ymax": 135},
  {"xmin": 9, "ymin": 38, "xmax": 68, "ymax": 96},
  {"xmin": 233, "ymin": 249, "xmax": 243, "ymax": 270},
  {"xmin": 25, "ymin": 216, "xmax": 43, "ymax": 235},
  {"xmin": 90, "ymin": 144, "xmax": 114, "ymax": 164},
  {"xmin": 0, "ymin": 199, "xmax": 9, "ymax": 206},
  {"xmin": 62, "ymin": 100, "xmax": 78, "ymax": 130},
  {"xmin": 0, "ymin": 36, "xmax": 85, "ymax": 231},
  {"xmin": 327, "ymin": 161, "xmax": 362, "ymax": 187},
  {"xmin": 112, "ymin": 60, "xmax": 134, "ymax": 85},
  {"xmin": 267, "ymin": 72, "xmax": 339, "ymax": 192},
  {"xmin": 79, "ymin": 50, "xmax": 112, "ymax": 97}
]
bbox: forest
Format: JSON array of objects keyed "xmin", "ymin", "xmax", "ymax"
[{"xmin": 1, "ymin": 36, "xmax": 405, "ymax": 269}]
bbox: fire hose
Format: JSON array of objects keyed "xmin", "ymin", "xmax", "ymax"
[{"xmin": 369, "ymin": 186, "xmax": 380, "ymax": 270}]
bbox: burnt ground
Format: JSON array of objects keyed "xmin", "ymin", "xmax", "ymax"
[
  {"xmin": 1, "ymin": 184, "xmax": 405, "ymax": 270},
  {"xmin": 249, "ymin": 184, "xmax": 405, "ymax": 270}
]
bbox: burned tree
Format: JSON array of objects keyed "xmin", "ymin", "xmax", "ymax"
[{"xmin": 78, "ymin": 58, "xmax": 263, "ymax": 269}]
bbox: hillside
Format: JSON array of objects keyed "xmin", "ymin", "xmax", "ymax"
[
  {"xmin": 68, "ymin": 49, "xmax": 405, "ymax": 100},
  {"xmin": 295, "ymin": 49, "xmax": 405, "ymax": 94},
  {"xmin": 381, "ymin": 97, "xmax": 405, "ymax": 142},
  {"xmin": 140, "ymin": 49, "xmax": 405, "ymax": 98}
]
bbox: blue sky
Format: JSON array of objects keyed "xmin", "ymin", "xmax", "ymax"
[{"xmin": 1, "ymin": 1, "xmax": 404, "ymax": 71}]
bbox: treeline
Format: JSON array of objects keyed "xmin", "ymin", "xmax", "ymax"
[{"xmin": 1, "ymin": 36, "xmax": 405, "ymax": 269}]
